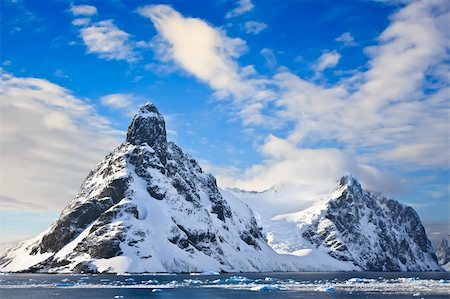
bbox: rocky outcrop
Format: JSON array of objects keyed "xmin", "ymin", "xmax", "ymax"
[{"xmin": 436, "ymin": 235, "xmax": 450, "ymax": 271}]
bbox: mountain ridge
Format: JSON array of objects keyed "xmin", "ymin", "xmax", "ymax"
[{"xmin": 237, "ymin": 174, "xmax": 441, "ymax": 271}]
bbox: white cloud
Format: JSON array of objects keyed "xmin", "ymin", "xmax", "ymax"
[
  {"xmin": 244, "ymin": 21, "xmax": 267, "ymax": 34},
  {"xmin": 274, "ymin": 0, "xmax": 450, "ymax": 169},
  {"xmin": 335, "ymin": 32, "xmax": 356, "ymax": 46},
  {"xmin": 260, "ymin": 48, "xmax": 277, "ymax": 70},
  {"xmin": 314, "ymin": 50, "xmax": 341, "ymax": 72},
  {"xmin": 79, "ymin": 20, "xmax": 138, "ymax": 62},
  {"xmin": 138, "ymin": 4, "xmax": 273, "ymax": 108},
  {"xmin": 141, "ymin": 1, "xmax": 449, "ymax": 195},
  {"xmin": 70, "ymin": 4, "xmax": 97, "ymax": 17},
  {"xmin": 226, "ymin": 0, "xmax": 254, "ymax": 19},
  {"xmin": 72, "ymin": 17, "xmax": 91, "ymax": 26},
  {"xmin": 0, "ymin": 71, "xmax": 122, "ymax": 212},
  {"xmin": 211, "ymin": 135, "xmax": 403, "ymax": 195},
  {"xmin": 101, "ymin": 93, "xmax": 133, "ymax": 109},
  {"xmin": 54, "ymin": 68, "xmax": 70, "ymax": 80}
]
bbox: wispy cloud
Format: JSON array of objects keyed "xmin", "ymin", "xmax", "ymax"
[
  {"xmin": 314, "ymin": 50, "xmax": 341, "ymax": 72},
  {"xmin": 69, "ymin": 5, "xmax": 142, "ymax": 63},
  {"xmin": 0, "ymin": 195, "xmax": 45, "ymax": 211},
  {"xmin": 0, "ymin": 70, "xmax": 122, "ymax": 212},
  {"xmin": 101, "ymin": 93, "xmax": 133, "ymax": 109},
  {"xmin": 79, "ymin": 20, "xmax": 138, "ymax": 62},
  {"xmin": 260, "ymin": 48, "xmax": 277, "ymax": 70},
  {"xmin": 226, "ymin": 0, "xmax": 254, "ymax": 19},
  {"xmin": 54, "ymin": 68, "xmax": 70, "ymax": 80},
  {"xmin": 70, "ymin": 4, "xmax": 97, "ymax": 17},
  {"xmin": 335, "ymin": 32, "xmax": 356, "ymax": 46},
  {"xmin": 244, "ymin": 21, "xmax": 267, "ymax": 34},
  {"xmin": 72, "ymin": 17, "xmax": 90, "ymax": 26}
]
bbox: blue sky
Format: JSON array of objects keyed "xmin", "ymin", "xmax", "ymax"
[{"xmin": 1, "ymin": 0, "xmax": 449, "ymax": 245}]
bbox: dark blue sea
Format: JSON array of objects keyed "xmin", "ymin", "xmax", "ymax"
[{"xmin": 1, "ymin": 272, "xmax": 449, "ymax": 298}]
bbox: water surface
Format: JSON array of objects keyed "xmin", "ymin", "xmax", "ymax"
[{"xmin": 1, "ymin": 272, "xmax": 448, "ymax": 298}]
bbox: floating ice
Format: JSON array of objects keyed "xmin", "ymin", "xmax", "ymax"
[
  {"xmin": 315, "ymin": 285, "xmax": 335, "ymax": 292},
  {"xmin": 183, "ymin": 279, "xmax": 203, "ymax": 285},
  {"xmin": 225, "ymin": 276, "xmax": 252, "ymax": 284},
  {"xmin": 347, "ymin": 277, "xmax": 373, "ymax": 283},
  {"xmin": 54, "ymin": 282, "xmax": 75, "ymax": 287},
  {"xmin": 251, "ymin": 284, "xmax": 282, "ymax": 291}
]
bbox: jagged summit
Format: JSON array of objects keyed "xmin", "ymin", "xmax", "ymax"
[
  {"xmin": 338, "ymin": 173, "xmax": 360, "ymax": 187},
  {"xmin": 337, "ymin": 173, "xmax": 362, "ymax": 191},
  {"xmin": 126, "ymin": 102, "xmax": 166, "ymax": 147},
  {"xmin": 335, "ymin": 174, "xmax": 365, "ymax": 199}
]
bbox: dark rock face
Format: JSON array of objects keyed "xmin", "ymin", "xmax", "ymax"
[
  {"xmin": 126, "ymin": 103, "xmax": 167, "ymax": 164},
  {"xmin": 1, "ymin": 103, "xmax": 267, "ymax": 273},
  {"xmin": 126, "ymin": 103, "xmax": 167, "ymax": 148},
  {"xmin": 301, "ymin": 175, "xmax": 440, "ymax": 271},
  {"xmin": 436, "ymin": 235, "xmax": 450, "ymax": 268},
  {"xmin": 38, "ymin": 177, "xmax": 129, "ymax": 254}
]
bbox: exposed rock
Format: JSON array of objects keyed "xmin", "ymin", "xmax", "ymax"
[{"xmin": 436, "ymin": 235, "xmax": 450, "ymax": 271}]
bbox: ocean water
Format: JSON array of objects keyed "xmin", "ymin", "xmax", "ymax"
[{"xmin": 0, "ymin": 272, "xmax": 449, "ymax": 298}]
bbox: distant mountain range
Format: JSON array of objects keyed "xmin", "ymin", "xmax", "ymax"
[{"xmin": 0, "ymin": 104, "xmax": 442, "ymax": 273}]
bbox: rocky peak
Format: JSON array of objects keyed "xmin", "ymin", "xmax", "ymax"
[
  {"xmin": 338, "ymin": 174, "xmax": 360, "ymax": 188},
  {"xmin": 126, "ymin": 102, "xmax": 167, "ymax": 148},
  {"xmin": 336, "ymin": 174, "xmax": 364, "ymax": 197}
]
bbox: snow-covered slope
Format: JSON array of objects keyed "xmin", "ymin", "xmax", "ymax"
[
  {"xmin": 225, "ymin": 184, "xmax": 332, "ymax": 221},
  {"xmin": 245, "ymin": 175, "xmax": 440, "ymax": 271},
  {"xmin": 436, "ymin": 235, "xmax": 450, "ymax": 271}
]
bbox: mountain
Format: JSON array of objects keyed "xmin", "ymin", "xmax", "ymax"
[
  {"xmin": 0, "ymin": 103, "xmax": 354, "ymax": 273},
  {"xmin": 231, "ymin": 175, "xmax": 441, "ymax": 271},
  {"xmin": 0, "ymin": 104, "xmax": 439, "ymax": 273},
  {"xmin": 436, "ymin": 235, "xmax": 450, "ymax": 271}
]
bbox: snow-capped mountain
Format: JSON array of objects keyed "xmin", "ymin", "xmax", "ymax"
[
  {"xmin": 0, "ymin": 103, "xmax": 355, "ymax": 273},
  {"xmin": 436, "ymin": 235, "xmax": 450, "ymax": 271},
  {"xmin": 239, "ymin": 175, "xmax": 440, "ymax": 271},
  {"xmin": 0, "ymin": 103, "xmax": 440, "ymax": 273}
]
